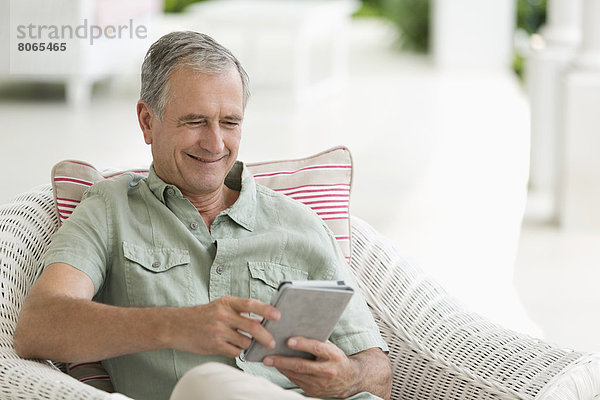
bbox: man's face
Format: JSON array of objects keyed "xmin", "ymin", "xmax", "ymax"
[{"xmin": 140, "ymin": 65, "xmax": 244, "ymax": 198}]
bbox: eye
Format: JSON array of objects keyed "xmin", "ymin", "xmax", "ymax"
[
  {"xmin": 186, "ymin": 120, "xmax": 203, "ymax": 127},
  {"xmin": 221, "ymin": 120, "xmax": 240, "ymax": 128}
]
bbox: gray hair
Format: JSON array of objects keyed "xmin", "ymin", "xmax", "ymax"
[{"xmin": 140, "ymin": 31, "xmax": 250, "ymax": 119}]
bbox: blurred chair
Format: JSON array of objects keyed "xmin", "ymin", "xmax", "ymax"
[{"xmin": 4, "ymin": 0, "xmax": 161, "ymax": 107}]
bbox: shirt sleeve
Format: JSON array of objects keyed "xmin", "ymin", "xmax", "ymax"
[{"xmin": 44, "ymin": 189, "xmax": 111, "ymax": 295}]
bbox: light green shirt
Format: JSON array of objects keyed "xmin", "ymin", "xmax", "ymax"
[{"xmin": 45, "ymin": 162, "xmax": 387, "ymax": 400}]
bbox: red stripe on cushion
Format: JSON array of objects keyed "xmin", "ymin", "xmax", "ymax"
[
  {"xmin": 290, "ymin": 193, "xmax": 349, "ymax": 200},
  {"xmin": 54, "ymin": 177, "xmax": 94, "ymax": 186},
  {"xmin": 58, "ymin": 209, "xmax": 74, "ymax": 215},
  {"xmin": 321, "ymin": 216, "xmax": 349, "ymax": 221},
  {"xmin": 316, "ymin": 211, "xmax": 348, "ymax": 216},
  {"xmin": 291, "ymin": 191, "xmax": 349, "ymax": 195},
  {"xmin": 284, "ymin": 192, "xmax": 350, "ymax": 199},
  {"xmin": 301, "ymin": 199, "xmax": 349, "ymax": 205},
  {"xmin": 81, "ymin": 376, "xmax": 111, "ymax": 383},
  {"xmin": 310, "ymin": 205, "xmax": 349, "ymax": 211},
  {"xmin": 68, "ymin": 361, "xmax": 105, "ymax": 370},
  {"xmin": 273, "ymin": 183, "xmax": 350, "ymax": 192},
  {"xmin": 57, "ymin": 202, "xmax": 77, "ymax": 209},
  {"xmin": 336, "ymin": 236, "xmax": 350, "ymax": 240},
  {"xmin": 252, "ymin": 164, "xmax": 351, "ymax": 178},
  {"xmin": 276, "ymin": 187, "xmax": 350, "ymax": 196}
]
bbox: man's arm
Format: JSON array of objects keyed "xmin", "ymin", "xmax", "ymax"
[
  {"xmin": 14, "ymin": 263, "xmax": 280, "ymax": 362},
  {"xmin": 264, "ymin": 337, "xmax": 392, "ymax": 400}
]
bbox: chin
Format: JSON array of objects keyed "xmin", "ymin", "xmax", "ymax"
[{"xmin": 187, "ymin": 178, "xmax": 222, "ymax": 194}]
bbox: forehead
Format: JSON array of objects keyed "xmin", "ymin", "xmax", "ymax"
[{"xmin": 164, "ymin": 65, "xmax": 244, "ymax": 114}]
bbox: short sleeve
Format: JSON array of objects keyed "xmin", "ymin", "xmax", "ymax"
[{"xmin": 44, "ymin": 190, "xmax": 110, "ymax": 295}]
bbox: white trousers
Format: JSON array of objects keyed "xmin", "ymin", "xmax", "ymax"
[{"xmin": 169, "ymin": 362, "xmax": 310, "ymax": 400}]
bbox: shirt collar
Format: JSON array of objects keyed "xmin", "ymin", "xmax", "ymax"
[
  {"xmin": 222, "ymin": 161, "xmax": 257, "ymax": 231},
  {"xmin": 146, "ymin": 161, "xmax": 256, "ymax": 232},
  {"xmin": 147, "ymin": 164, "xmax": 182, "ymax": 204}
]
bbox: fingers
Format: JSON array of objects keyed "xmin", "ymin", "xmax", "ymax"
[
  {"xmin": 240, "ymin": 314, "xmax": 264, "ymax": 323},
  {"xmin": 287, "ymin": 337, "xmax": 335, "ymax": 360},
  {"xmin": 235, "ymin": 316, "xmax": 276, "ymax": 350},
  {"xmin": 208, "ymin": 319, "xmax": 265, "ymax": 357},
  {"xmin": 264, "ymin": 354, "xmax": 318, "ymax": 376},
  {"xmin": 218, "ymin": 297, "xmax": 278, "ymax": 350},
  {"xmin": 228, "ymin": 297, "xmax": 280, "ymax": 321},
  {"xmin": 218, "ymin": 340, "xmax": 249, "ymax": 358},
  {"xmin": 173, "ymin": 297, "xmax": 281, "ymax": 358},
  {"xmin": 263, "ymin": 338, "xmax": 339, "ymax": 372}
]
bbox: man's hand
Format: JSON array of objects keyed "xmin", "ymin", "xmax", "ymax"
[
  {"xmin": 263, "ymin": 338, "xmax": 392, "ymax": 399},
  {"xmin": 15, "ymin": 263, "xmax": 281, "ymax": 363},
  {"xmin": 170, "ymin": 296, "xmax": 281, "ymax": 358},
  {"xmin": 264, "ymin": 338, "xmax": 358, "ymax": 398}
]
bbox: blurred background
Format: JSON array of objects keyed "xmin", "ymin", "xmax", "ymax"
[{"xmin": 1, "ymin": 0, "xmax": 599, "ymax": 352}]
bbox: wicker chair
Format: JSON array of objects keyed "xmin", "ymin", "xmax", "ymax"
[{"xmin": 1, "ymin": 184, "xmax": 599, "ymax": 400}]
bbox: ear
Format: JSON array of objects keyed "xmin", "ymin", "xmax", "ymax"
[{"xmin": 137, "ymin": 100, "xmax": 155, "ymax": 145}]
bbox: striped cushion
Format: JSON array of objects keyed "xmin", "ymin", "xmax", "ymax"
[
  {"xmin": 66, "ymin": 362, "xmax": 114, "ymax": 393},
  {"xmin": 53, "ymin": 163, "xmax": 149, "ymax": 222},
  {"xmin": 246, "ymin": 147, "xmax": 352, "ymax": 262},
  {"xmin": 50, "ymin": 146, "xmax": 353, "ymax": 392}
]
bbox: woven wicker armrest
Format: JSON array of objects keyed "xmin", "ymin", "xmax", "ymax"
[
  {"xmin": 0, "ymin": 185, "xmax": 132, "ymax": 399},
  {"xmin": 0, "ymin": 356, "xmax": 129, "ymax": 400},
  {"xmin": 349, "ymin": 216, "xmax": 600, "ymax": 400}
]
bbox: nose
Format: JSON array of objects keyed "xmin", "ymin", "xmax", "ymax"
[{"xmin": 201, "ymin": 123, "xmax": 225, "ymax": 155}]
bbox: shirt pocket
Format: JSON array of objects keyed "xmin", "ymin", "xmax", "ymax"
[
  {"xmin": 247, "ymin": 261, "xmax": 309, "ymax": 305},
  {"xmin": 123, "ymin": 241, "xmax": 192, "ymax": 307}
]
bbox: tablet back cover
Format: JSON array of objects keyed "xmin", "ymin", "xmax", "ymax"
[{"xmin": 242, "ymin": 284, "xmax": 353, "ymax": 362}]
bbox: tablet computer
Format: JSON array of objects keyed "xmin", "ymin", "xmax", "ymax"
[{"xmin": 241, "ymin": 280, "xmax": 354, "ymax": 362}]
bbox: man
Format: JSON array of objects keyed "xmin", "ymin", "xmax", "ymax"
[{"xmin": 14, "ymin": 31, "xmax": 392, "ymax": 400}]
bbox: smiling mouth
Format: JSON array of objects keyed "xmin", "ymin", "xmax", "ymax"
[{"xmin": 186, "ymin": 153, "xmax": 224, "ymax": 163}]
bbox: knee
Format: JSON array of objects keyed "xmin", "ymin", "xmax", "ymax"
[
  {"xmin": 182, "ymin": 362, "xmax": 238, "ymax": 380},
  {"xmin": 169, "ymin": 363, "xmax": 244, "ymax": 400}
]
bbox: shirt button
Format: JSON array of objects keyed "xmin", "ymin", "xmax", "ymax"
[
  {"xmin": 190, "ymin": 222, "xmax": 199, "ymax": 230},
  {"xmin": 152, "ymin": 261, "xmax": 161, "ymax": 268},
  {"xmin": 166, "ymin": 188, "xmax": 175, "ymax": 196},
  {"xmin": 216, "ymin": 265, "xmax": 224, "ymax": 275}
]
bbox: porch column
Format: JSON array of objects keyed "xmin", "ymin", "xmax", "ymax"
[
  {"xmin": 542, "ymin": 0, "xmax": 582, "ymax": 45},
  {"xmin": 431, "ymin": 0, "xmax": 516, "ymax": 70},
  {"xmin": 526, "ymin": 0, "xmax": 582, "ymax": 221},
  {"xmin": 558, "ymin": 0, "xmax": 600, "ymax": 229}
]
